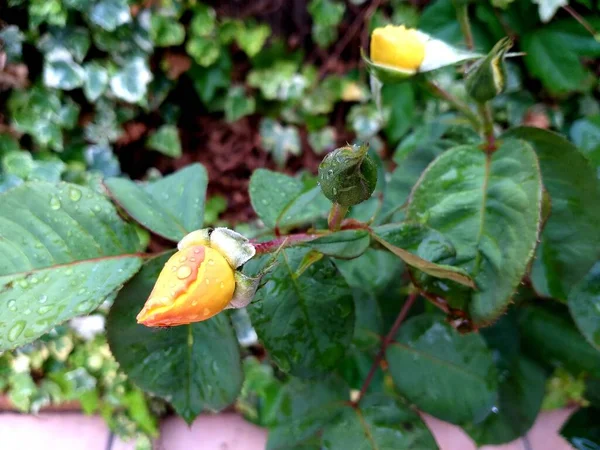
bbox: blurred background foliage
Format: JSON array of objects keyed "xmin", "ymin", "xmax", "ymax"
[{"xmin": 0, "ymin": 0, "xmax": 599, "ymax": 446}]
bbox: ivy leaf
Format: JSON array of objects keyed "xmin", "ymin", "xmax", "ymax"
[
  {"xmin": 150, "ymin": 15, "xmax": 185, "ymax": 47},
  {"xmin": 249, "ymin": 169, "xmax": 329, "ymax": 230},
  {"xmin": 0, "ymin": 26, "xmax": 24, "ymax": 62},
  {"xmin": 186, "ymin": 37, "xmax": 220, "ymax": 67},
  {"xmin": 224, "ymin": 86, "xmax": 256, "ymax": 122},
  {"xmin": 88, "ymin": 0, "xmax": 132, "ymax": 31},
  {"xmin": 0, "ymin": 182, "xmax": 143, "ymax": 351},
  {"xmin": 84, "ymin": 145, "xmax": 121, "ymax": 177},
  {"xmin": 43, "ymin": 50, "xmax": 85, "ymax": 90},
  {"xmin": 505, "ymin": 128, "xmax": 600, "ymax": 300},
  {"xmin": 406, "ymin": 140, "xmax": 542, "ymax": 325},
  {"xmin": 105, "ymin": 163, "xmax": 208, "ymax": 242},
  {"xmin": 189, "ymin": 4, "xmax": 216, "ymax": 37},
  {"xmin": 308, "ymin": 0, "xmax": 346, "ymax": 48},
  {"xmin": 308, "ymin": 127, "xmax": 336, "ymax": 154},
  {"xmin": 248, "ymin": 248, "xmax": 354, "ymax": 377},
  {"xmin": 386, "ymin": 314, "xmax": 498, "ymax": 424},
  {"xmin": 236, "ymin": 23, "xmax": 270, "ymax": 57},
  {"xmin": 146, "ymin": 125, "xmax": 182, "ymax": 158},
  {"xmin": 569, "ymin": 262, "xmax": 600, "ymax": 351},
  {"xmin": 322, "ymin": 394, "xmax": 439, "ymax": 450},
  {"xmin": 107, "ymin": 254, "xmax": 242, "ymax": 424},
  {"xmin": 83, "ymin": 63, "xmax": 109, "ymax": 102},
  {"xmin": 110, "ymin": 57, "xmax": 153, "ymax": 103},
  {"xmin": 259, "ymin": 118, "xmax": 301, "ymax": 168},
  {"xmin": 519, "ymin": 305, "xmax": 600, "ymax": 378},
  {"xmin": 38, "ymin": 27, "xmax": 91, "ymax": 62}
]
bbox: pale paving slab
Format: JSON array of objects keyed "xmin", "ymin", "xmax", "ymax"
[{"xmin": 0, "ymin": 408, "xmax": 577, "ymax": 450}]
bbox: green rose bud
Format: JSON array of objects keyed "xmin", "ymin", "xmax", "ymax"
[
  {"xmin": 465, "ymin": 37, "xmax": 513, "ymax": 103},
  {"xmin": 318, "ymin": 143, "xmax": 377, "ymax": 207}
]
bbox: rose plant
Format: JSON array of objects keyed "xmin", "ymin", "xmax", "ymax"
[{"xmin": 1, "ymin": 2, "xmax": 600, "ymax": 449}]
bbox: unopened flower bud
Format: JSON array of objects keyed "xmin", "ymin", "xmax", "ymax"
[
  {"xmin": 465, "ymin": 37, "xmax": 513, "ymax": 103},
  {"xmin": 318, "ymin": 143, "xmax": 377, "ymax": 207}
]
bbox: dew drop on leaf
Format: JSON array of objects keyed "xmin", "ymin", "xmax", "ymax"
[{"xmin": 8, "ymin": 321, "xmax": 25, "ymax": 342}]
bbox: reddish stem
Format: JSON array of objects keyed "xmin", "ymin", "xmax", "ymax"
[
  {"xmin": 252, "ymin": 233, "xmax": 321, "ymax": 255},
  {"xmin": 353, "ymin": 291, "xmax": 419, "ymax": 405}
]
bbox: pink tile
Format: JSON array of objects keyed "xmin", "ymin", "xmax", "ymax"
[
  {"xmin": 0, "ymin": 412, "xmax": 109, "ymax": 450},
  {"xmin": 157, "ymin": 413, "xmax": 267, "ymax": 450}
]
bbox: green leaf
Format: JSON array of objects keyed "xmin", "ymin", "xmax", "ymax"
[
  {"xmin": 189, "ymin": 4, "xmax": 216, "ymax": 37},
  {"xmin": 43, "ymin": 52, "xmax": 85, "ymax": 90},
  {"xmin": 186, "ymin": 37, "xmax": 220, "ymax": 67},
  {"xmin": 383, "ymin": 83, "xmax": 415, "ymax": 144},
  {"xmin": 266, "ymin": 376, "xmax": 349, "ymax": 449},
  {"xmin": 303, "ymin": 230, "xmax": 370, "ymax": 260},
  {"xmin": 105, "ymin": 163, "xmax": 208, "ymax": 242},
  {"xmin": 0, "ymin": 26, "xmax": 24, "ymax": 62},
  {"xmin": 308, "ymin": 127, "xmax": 336, "ymax": 155},
  {"xmin": 150, "ymin": 15, "xmax": 185, "ymax": 47},
  {"xmin": 519, "ymin": 305, "xmax": 600, "ymax": 378},
  {"xmin": 571, "ymin": 115, "xmax": 600, "ymax": 170},
  {"xmin": 560, "ymin": 407, "xmax": 600, "ymax": 450},
  {"xmin": 249, "ymin": 169, "xmax": 329, "ymax": 230},
  {"xmin": 38, "ymin": 27, "xmax": 90, "ymax": 63},
  {"xmin": 146, "ymin": 125, "xmax": 182, "ymax": 158},
  {"xmin": 386, "ymin": 314, "xmax": 498, "ymax": 424},
  {"xmin": 236, "ymin": 23, "xmax": 271, "ymax": 57},
  {"xmin": 110, "ymin": 57, "xmax": 153, "ymax": 104},
  {"xmin": 372, "ymin": 223, "xmax": 476, "ymax": 289},
  {"xmin": 189, "ymin": 55, "xmax": 231, "ymax": 104},
  {"xmin": 0, "ymin": 182, "xmax": 143, "ymax": 351},
  {"xmin": 406, "ymin": 140, "xmax": 542, "ymax": 324},
  {"xmin": 322, "ymin": 394, "xmax": 439, "ymax": 450},
  {"xmin": 505, "ymin": 127, "xmax": 600, "ymax": 300},
  {"xmin": 522, "ymin": 28, "xmax": 589, "ymax": 94},
  {"xmin": 83, "ymin": 63, "xmax": 109, "ymax": 102},
  {"xmin": 464, "ymin": 356, "xmax": 546, "ymax": 445},
  {"xmin": 88, "ymin": 0, "xmax": 131, "ymax": 31},
  {"xmin": 259, "ymin": 119, "xmax": 301, "ymax": 168},
  {"xmin": 569, "ymin": 263, "xmax": 600, "ymax": 351},
  {"xmin": 248, "ymin": 248, "xmax": 354, "ymax": 377},
  {"xmin": 107, "ymin": 254, "xmax": 242, "ymax": 424},
  {"xmin": 224, "ymin": 86, "xmax": 256, "ymax": 122},
  {"xmin": 308, "ymin": 0, "xmax": 346, "ymax": 48}
]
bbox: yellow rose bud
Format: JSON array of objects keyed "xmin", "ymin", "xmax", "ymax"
[
  {"xmin": 370, "ymin": 25, "xmax": 425, "ymax": 73},
  {"xmin": 136, "ymin": 228, "xmax": 257, "ymax": 327}
]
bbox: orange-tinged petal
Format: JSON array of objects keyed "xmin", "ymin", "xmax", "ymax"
[{"xmin": 136, "ymin": 245, "xmax": 235, "ymax": 327}]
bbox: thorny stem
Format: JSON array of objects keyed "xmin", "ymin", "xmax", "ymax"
[
  {"xmin": 424, "ymin": 80, "xmax": 481, "ymax": 130},
  {"xmin": 252, "ymin": 233, "xmax": 321, "ymax": 255},
  {"xmin": 353, "ymin": 291, "xmax": 419, "ymax": 406},
  {"xmin": 478, "ymin": 102, "xmax": 496, "ymax": 152},
  {"xmin": 456, "ymin": 3, "xmax": 474, "ymax": 50},
  {"xmin": 328, "ymin": 203, "xmax": 349, "ymax": 231}
]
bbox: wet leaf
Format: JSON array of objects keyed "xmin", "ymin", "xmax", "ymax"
[
  {"xmin": 83, "ymin": 63, "xmax": 109, "ymax": 102},
  {"xmin": 406, "ymin": 139, "xmax": 542, "ymax": 324},
  {"xmin": 146, "ymin": 125, "xmax": 182, "ymax": 158},
  {"xmin": 259, "ymin": 118, "xmax": 301, "ymax": 168},
  {"xmin": 248, "ymin": 248, "xmax": 354, "ymax": 377},
  {"xmin": 105, "ymin": 163, "xmax": 208, "ymax": 242},
  {"xmin": 0, "ymin": 182, "xmax": 143, "ymax": 351},
  {"xmin": 110, "ymin": 57, "xmax": 153, "ymax": 103},
  {"xmin": 569, "ymin": 262, "xmax": 600, "ymax": 351},
  {"xmin": 303, "ymin": 230, "xmax": 370, "ymax": 260},
  {"xmin": 88, "ymin": 0, "xmax": 132, "ymax": 31},
  {"xmin": 386, "ymin": 314, "xmax": 498, "ymax": 424}
]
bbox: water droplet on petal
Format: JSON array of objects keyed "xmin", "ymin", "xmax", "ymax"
[
  {"xmin": 170, "ymin": 265, "xmax": 177, "ymax": 272},
  {"xmin": 205, "ymin": 279, "xmax": 210, "ymax": 284},
  {"xmin": 220, "ymin": 282, "xmax": 225, "ymax": 289},
  {"xmin": 177, "ymin": 266, "xmax": 192, "ymax": 279},
  {"xmin": 193, "ymin": 248, "xmax": 201, "ymax": 254},
  {"xmin": 68, "ymin": 188, "xmax": 82, "ymax": 202},
  {"xmin": 179, "ymin": 256, "xmax": 187, "ymax": 263},
  {"xmin": 203, "ymin": 308, "xmax": 210, "ymax": 316},
  {"xmin": 8, "ymin": 321, "xmax": 25, "ymax": 342},
  {"xmin": 49, "ymin": 196, "xmax": 61, "ymax": 210},
  {"xmin": 208, "ymin": 259, "xmax": 215, "ymax": 266}
]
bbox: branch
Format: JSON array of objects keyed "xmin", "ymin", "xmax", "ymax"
[
  {"xmin": 353, "ymin": 291, "xmax": 419, "ymax": 405},
  {"xmin": 252, "ymin": 233, "xmax": 321, "ymax": 255}
]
